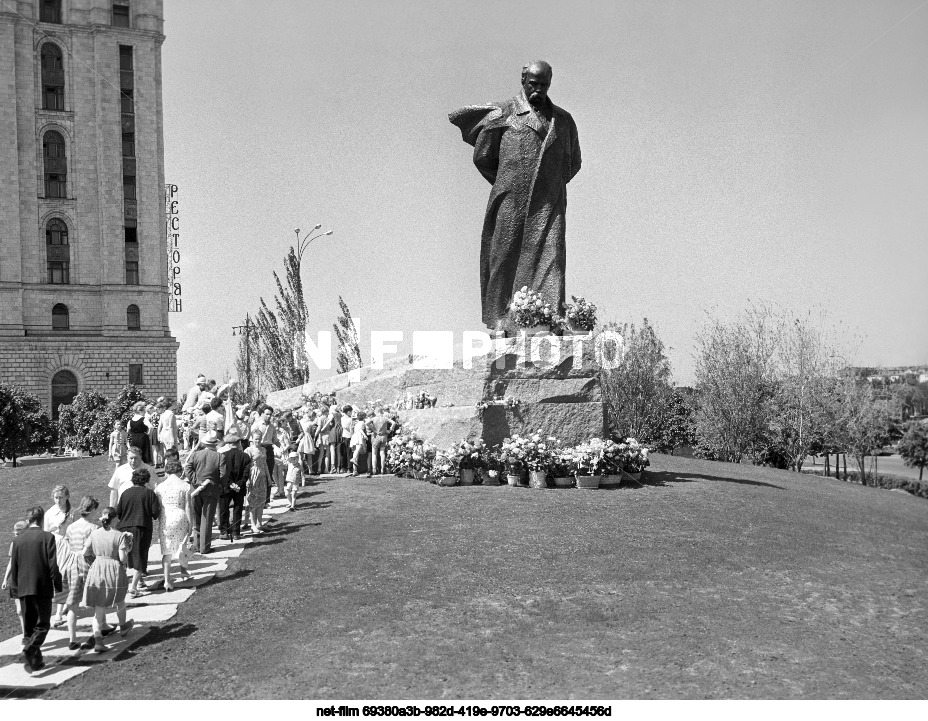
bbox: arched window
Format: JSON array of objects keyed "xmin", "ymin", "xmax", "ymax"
[
  {"xmin": 40, "ymin": 0, "xmax": 61, "ymax": 24},
  {"xmin": 51, "ymin": 370, "xmax": 78, "ymax": 421},
  {"xmin": 46, "ymin": 218, "xmax": 70, "ymax": 283},
  {"xmin": 43, "ymin": 130, "xmax": 67, "ymax": 198},
  {"xmin": 40, "ymin": 43, "xmax": 64, "ymax": 110},
  {"xmin": 127, "ymin": 304, "xmax": 140, "ymax": 330},
  {"xmin": 52, "ymin": 303, "xmax": 69, "ymax": 330}
]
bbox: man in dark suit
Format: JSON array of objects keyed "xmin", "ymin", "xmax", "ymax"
[
  {"xmin": 184, "ymin": 430, "xmax": 225, "ymax": 554},
  {"xmin": 217, "ymin": 426, "xmax": 252, "ymax": 541},
  {"xmin": 10, "ymin": 506, "xmax": 62, "ymax": 673}
]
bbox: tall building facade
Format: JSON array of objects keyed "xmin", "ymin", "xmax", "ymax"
[{"xmin": 0, "ymin": 0, "xmax": 177, "ymax": 417}]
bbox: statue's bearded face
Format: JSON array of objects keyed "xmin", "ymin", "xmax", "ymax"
[{"xmin": 522, "ymin": 68, "xmax": 551, "ymax": 106}]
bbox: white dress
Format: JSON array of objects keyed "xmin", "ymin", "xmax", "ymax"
[
  {"xmin": 154, "ymin": 474, "xmax": 191, "ymax": 561},
  {"xmin": 43, "ymin": 505, "xmax": 73, "ymax": 538},
  {"xmin": 158, "ymin": 408, "xmax": 178, "ymax": 449}
]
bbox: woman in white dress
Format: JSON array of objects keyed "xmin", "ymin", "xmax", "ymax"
[
  {"xmin": 158, "ymin": 399, "xmax": 179, "ymax": 453},
  {"xmin": 154, "ymin": 456, "xmax": 194, "ymax": 590},
  {"xmin": 44, "ymin": 484, "xmax": 74, "ymax": 627},
  {"xmin": 296, "ymin": 408, "xmax": 316, "ymax": 484}
]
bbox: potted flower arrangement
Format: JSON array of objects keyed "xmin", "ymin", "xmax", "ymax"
[
  {"xmin": 562, "ymin": 295, "xmax": 597, "ymax": 334},
  {"xmin": 520, "ymin": 432, "xmax": 556, "ymax": 489},
  {"xmin": 483, "ymin": 446, "xmax": 502, "ymax": 485},
  {"xmin": 572, "ymin": 437, "xmax": 616, "ymax": 489},
  {"xmin": 431, "ymin": 451, "xmax": 458, "ymax": 486},
  {"xmin": 499, "ymin": 435, "xmax": 528, "ymax": 486},
  {"xmin": 386, "ymin": 431, "xmax": 436, "ymax": 480},
  {"xmin": 551, "ymin": 446, "xmax": 576, "ymax": 488},
  {"xmin": 509, "ymin": 286, "xmax": 559, "ymax": 335},
  {"xmin": 617, "ymin": 437, "xmax": 649, "ymax": 482},
  {"xmin": 453, "ymin": 437, "xmax": 486, "ymax": 485}
]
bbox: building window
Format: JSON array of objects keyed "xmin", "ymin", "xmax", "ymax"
[
  {"xmin": 128, "ymin": 363, "xmax": 143, "ymax": 385},
  {"xmin": 52, "ymin": 303, "xmax": 69, "ymax": 330},
  {"xmin": 47, "ymin": 261, "xmax": 70, "ymax": 284},
  {"xmin": 123, "ymin": 175, "xmax": 136, "ymax": 200},
  {"xmin": 119, "ymin": 45, "xmax": 133, "ymax": 71},
  {"xmin": 122, "ymin": 132, "xmax": 135, "ymax": 158},
  {"xmin": 112, "ymin": 4, "xmax": 130, "ymax": 28},
  {"xmin": 40, "ymin": 44, "xmax": 64, "ymax": 110},
  {"xmin": 46, "ymin": 218, "xmax": 68, "ymax": 245},
  {"xmin": 51, "ymin": 370, "xmax": 78, "ymax": 420},
  {"xmin": 43, "ymin": 131, "xmax": 67, "ymax": 198},
  {"xmin": 46, "ymin": 218, "xmax": 70, "ymax": 284},
  {"xmin": 120, "ymin": 88, "xmax": 133, "ymax": 114},
  {"xmin": 126, "ymin": 261, "xmax": 139, "ymax": 285},
  {"xmin": 127, "ymin": 304, "xmax": 141, "ymax": 330},
  {"xmin": 125, "ymin": 225, "xmax": 137, "ymax": 243},
  {"xmin": 40, "ymin": 0, "xmax": 61, "ymax": 23}
]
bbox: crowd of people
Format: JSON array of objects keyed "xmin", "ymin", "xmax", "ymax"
[{"xmin": 2, "ymin": 372, "xmax": 417, "ymax": 675}]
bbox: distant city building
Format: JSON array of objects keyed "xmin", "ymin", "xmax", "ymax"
[{"xmin": 0, "ymin": 0, "xmax": 177, "ymax": 417}]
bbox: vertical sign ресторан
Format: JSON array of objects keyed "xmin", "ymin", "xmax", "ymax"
[{"xmin": 165, "ymin": 183, "xmax": 181, "ymax": 312}]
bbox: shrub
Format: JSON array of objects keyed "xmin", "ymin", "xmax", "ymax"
[
  {"xmin": 845, "ymin": 470, "xmax": 928, "ymax": 499},
  {"xmin": 897, "ymin": 422, "xmax": 928, "ymax": 481},
  {"xmin": 57, "ymin": 390, "xmax": 111, "ymax": 455},
  {"xmin": 0, "ymin": 384, "xmax": 56, "ymax": 466}
]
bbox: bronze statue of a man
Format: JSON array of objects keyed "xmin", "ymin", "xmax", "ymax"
[{"xmin": 449, "ymin": 61, "xmax": 581, "ymax": 330}]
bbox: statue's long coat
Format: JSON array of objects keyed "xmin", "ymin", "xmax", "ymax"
[{"xmin": 450, "ymin": 92, "xmax": 581, "ymax": 327}]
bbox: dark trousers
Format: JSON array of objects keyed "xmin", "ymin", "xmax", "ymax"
[
  {"xmin": 21, "ymin": 595, "xmax": 52, "ymax": 658},
  {"xmin": 218, "ymin": 494, "xmax": 244, "ymax": 538},
  {"xmin": 193, "ymin": 494, "xmax": 218, "ymax": 553}
]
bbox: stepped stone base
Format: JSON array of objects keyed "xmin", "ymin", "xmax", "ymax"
[{"xmin": 266, "ymin": 335, "xmax": 607, "ymax": 448}]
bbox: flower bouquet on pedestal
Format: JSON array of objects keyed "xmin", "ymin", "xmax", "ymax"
[
  {"xmin": 521, "ymin": 432, "xmax": 557, "ymax": 489},
  {"xmin": 562, "ymin": 295, "xmax": 597, "ymax": 334},
  {"xmin": 431, "ymin": 451, "xmax": 458, "ymax": 486},
  {"xmin": 509, "ymin": 286, "xmax": 559, "ymax": 335}
]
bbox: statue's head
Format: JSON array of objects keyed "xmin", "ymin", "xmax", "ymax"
[{"xmin": 521, "ymin": 60, "xmax": 553, "ymax": 107}]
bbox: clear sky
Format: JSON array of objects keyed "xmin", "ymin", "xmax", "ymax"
[{"xmin": 162, "ymin": 0, "xmax": 928, "ymax": 390}]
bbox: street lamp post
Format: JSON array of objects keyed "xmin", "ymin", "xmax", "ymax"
[
  {"xmin": 232, "ymin": 313, "xmax": 256, "ymax": 401},
  {"xmin": 293, "ymin": 224, "xmax": 334, "ymax": 267}
]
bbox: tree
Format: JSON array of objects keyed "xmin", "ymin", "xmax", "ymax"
[
  {"xmin": 693, "ymin": 306, "xmax": 778, "ymax": 463},
  {"xmin": 57, "ymin": 390, "xmax": 111, "ymax": 455},
  {"xmin": 600, "ymin": 318, "xmax": 673, "ymax": 443},
  {"xmin": 333, "ymin": 295, "xmax": 362, "ymax": 374},
  {"xmin": 767, "ymin": 310, "xmax": 850, "ymax": 472},
  {"xmin": 648, "ymin": 386, "xmax": 697, "ymax": 454},
  {"xmin": 898, "ymin": 422, "xmax": 928, "ymax": 481},
  {"xmin": 831, "ymin": 379, "xmax": 890, "ymax": 483},
  {"xmin": 234, "ymin": 315, "xmax": 265, "ymax": 404},
  {"xmin": 0, "ymin": 384, "xmax": 56, "ymax": 467},
  {"xmin": 255, "ymin": 248, "xmax": 311, "ymax": 391}
]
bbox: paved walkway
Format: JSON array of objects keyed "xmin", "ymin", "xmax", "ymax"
[{"xmin": 0, "ymin": 495, "xmax": 295, "ymax": 695}]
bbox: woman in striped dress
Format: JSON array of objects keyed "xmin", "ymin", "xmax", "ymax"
[{"xmin": 61, "ymin": 497, "xmax": 100, "ymax": 650}]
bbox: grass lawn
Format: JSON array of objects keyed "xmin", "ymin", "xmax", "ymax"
[{"xmin": 1, "ymin": 452, "xmax": 927, "ymax": 699}]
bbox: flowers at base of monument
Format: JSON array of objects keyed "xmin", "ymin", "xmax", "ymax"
[
  {"xmin": 500, "ymin": 433, "xmax": 557, "ymax": 472},
  {"xmin": 563, "ymin": 295, "xmax": 598, "ymax": 331},
  {"xmin": 386, "ymin": 430, "xmax": 437, "ymax": 478},
  {"xmin": 616, "ymin": 437, "xmax": 650, "ymax": 474},
  {"xmin": 448, "ymin": 438, "xmax": 487, "ymax": 470},
  {"xmin": 572, "ymin": 437, "xmax": 622, "ymax": 476},
  {"xmin": 509, "ymin": 286, "xmax": 559, "ymax": 328},
  {"xmin": 430, "ymin": 451, "xmax": 457, "ymax": 480}
]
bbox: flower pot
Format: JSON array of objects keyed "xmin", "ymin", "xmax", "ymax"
[
  {"xmin": 529, "ymin": 470, "xmax": 547, "ymax": 489},
  {"xmin": 437, "ymin": 476, "xmax": 457, "ymax": 486},
  {"xmin": 459, "ymin": 468, "xmax": 475, "ymax": 485},
  {"xmin": 568, "ymin": 322, "xmax": 593, "ymax": 335},
  {"xmin": 520, "ymin": 325, "xmax": 550, "ymax": 337},
  {"xmin": 621, "ymin": 469, "xmax": 642, "ymax": 483},
  {"xmin": 600, "ymin": 474, "xmax": 622, "ymax": 487},
  {"xmin": 574, "ymin": 474, "xmax": 600, "ymax": 489},
  {"xmin": 484, "ymin": 470, "xmax": 500, "ymax": 486},
  {"xmin": 553, "ymin": 476, "xmax": 574, "ymax": 488},
  {"xmin": 506, "ymin": 474, "xmax": 521, "ymax": 487}
]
